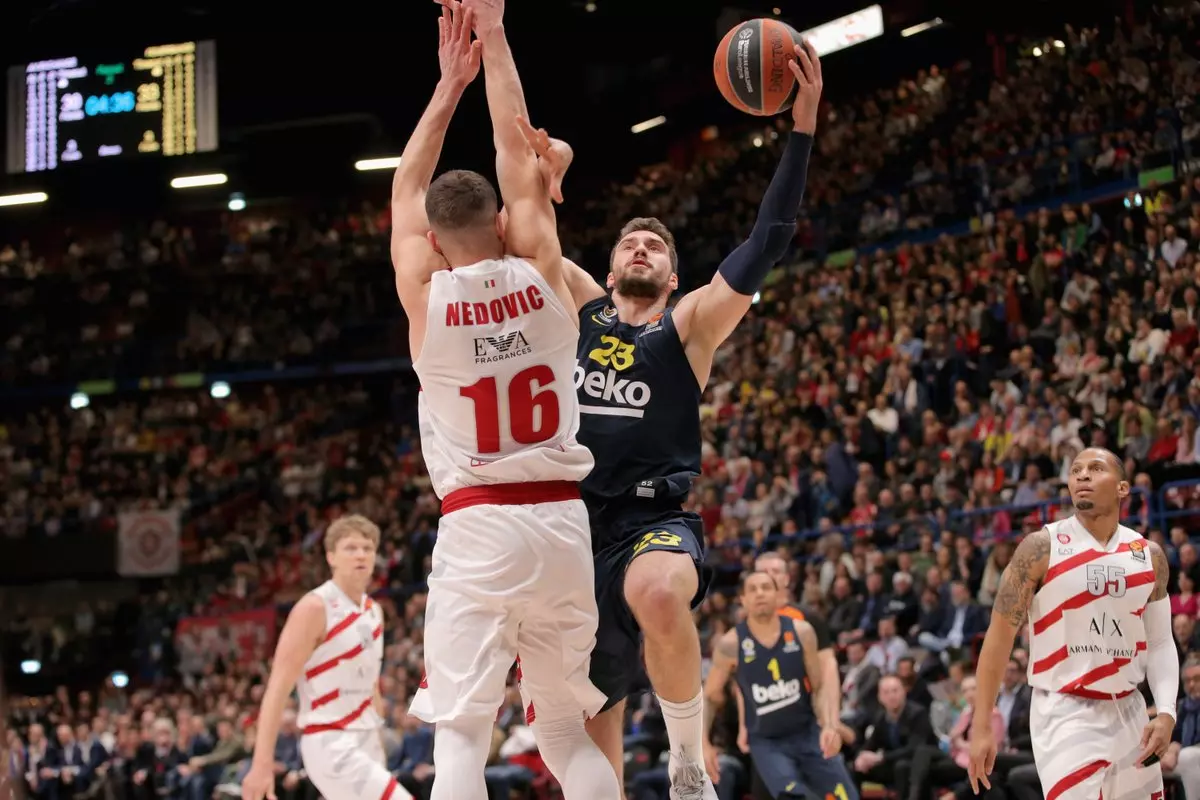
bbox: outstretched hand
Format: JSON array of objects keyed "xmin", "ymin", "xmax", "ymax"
[
  {"xmin": 516, "ymin": 115, "xmax": 573, "ymax": 204},
  {"xmin": 787, "ymin": 39, "xmax": 823, "ymax": 135},
  {"xmin": 436, "ymin": 0, "xmax": 481, "ymax": 90}
]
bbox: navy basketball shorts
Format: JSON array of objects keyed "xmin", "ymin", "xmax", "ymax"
[
  {"xmin": 751, "ymin": 733, "xmax": 858, "ymax": 800},
  {"xmin": 588, "ymin": 509, "xmax": 711, "ymax": 711}
]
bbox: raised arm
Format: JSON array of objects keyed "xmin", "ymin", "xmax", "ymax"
[
  {"xmin": 390, "ymin": 1, "xmax": 480, "ymax": 318},
  {"xmin": 466, "ymin": 0, "xmax": 562, "ymax": 277},
  {"xmin": 674, "ymin": 41, "xmax": 821, "ymax": 380}
]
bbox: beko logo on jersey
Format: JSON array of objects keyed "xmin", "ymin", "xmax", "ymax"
[
  {"xmin": 473, "ymin": 332, "xmax": 532, "ymax": 364},
  {"xmin": 574, "ymin": 366, "xmax": 651, "ymax": 417},
  {"xmin": 445, "ymin": 285, "xmax": 544, "ymax": 327},
  {"xmin": 751, "ymin": 679, "xmax": 802, "ymax": 709}
]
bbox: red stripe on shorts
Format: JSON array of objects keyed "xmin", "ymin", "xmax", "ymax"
[
  {"xmin": 380, "ymin": 776, "xmax": 399, "ymax": 800},
  {"xmin": 1046, "ymin": 760, "xmax": 1110, "ymax": 800},
  {"xmin": 441, "ymin": 480, "xmax": 580, "ymax": 515}
]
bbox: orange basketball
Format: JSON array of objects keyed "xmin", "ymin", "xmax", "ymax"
[{"xmin": 714, "ymin": 18, "xmax": 802, "ymax": 116}]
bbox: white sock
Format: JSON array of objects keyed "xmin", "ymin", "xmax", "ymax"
[{"xmin": 657, "ymin": 691, "xmax": 707, "ymax": 780}]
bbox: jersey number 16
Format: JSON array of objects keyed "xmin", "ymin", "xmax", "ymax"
[{"xmin": 460, "ymin": 365, "xmax": 560, "ymax": 455}]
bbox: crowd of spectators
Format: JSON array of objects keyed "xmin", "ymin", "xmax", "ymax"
[{"xmin": 4, "ymin": 6, "xmax": 1200, "ymax": 800}]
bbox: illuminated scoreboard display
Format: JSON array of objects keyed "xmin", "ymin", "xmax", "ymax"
[{"xmin": 5, "ymin": 40, "xmax": 218, "ymax": 175}]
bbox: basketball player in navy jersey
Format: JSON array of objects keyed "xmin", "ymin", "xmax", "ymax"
[
  {"xmin": 507, "ymin": 41, "xmax": 824, "ymax": 800},
  {"xmin": 704, "ymin": 572, "xmax": 857, "ymax": 800}
]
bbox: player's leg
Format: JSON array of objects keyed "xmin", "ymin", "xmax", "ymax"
[
  {"xmin": 1029, "ymin": 691, "xmax": 1110, "ymax": 800},
  {"xmin": 585, "ymin": 538, "xmax": 644, "ymax": 786},
  {"xmin": 747, "ymin": 738, "xmax": 805, "ymax": 800},
  {"xmin": 585, "ymin": 700, "xmax": 627, "ymax": 785},
  {"xmin": 1108, "ymin": 692, "xmax": 1165, "ymax": 800},
  {"xmin": 408, "ymin": 507, "xmax": 527, "ymax": 800},
  {"xmin": 516, "ymin": 500, "xmax": 621, "ymax": 799},
  {"xmin": 299, "ymin": 730, "xmax": 411, "ymax": 800},
  {"xmin": 792, "ymin": 734, "xmax": 858, "ymax": 800},
  {"xmin": 621, "ymin": 518, "xmax": 713, "ymax": 794}
]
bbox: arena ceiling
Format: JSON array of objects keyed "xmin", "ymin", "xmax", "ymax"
[{"xmin": 0, "ymin": 0, "xmax": 1131, "ymax": 206}]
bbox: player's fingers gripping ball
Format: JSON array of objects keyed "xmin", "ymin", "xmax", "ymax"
[{"xmin": 714, "ymin": 18, "xmax": 804, "ymax": 116}]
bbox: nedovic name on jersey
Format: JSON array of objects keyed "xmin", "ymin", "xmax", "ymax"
[
  {"xmin": 734, "ymin": 615, "xmax": 816, "ymax": 739},
  {"xmin": 575, "ymin": 297, "xmax": 701, "ymax": 519}
]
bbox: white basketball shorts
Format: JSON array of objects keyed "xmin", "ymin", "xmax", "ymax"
[
  {"xmin": 409, "ymin": 484, "xmax": 607, "ymax": 724},
  {"xmin": 300, "ymin": 728, "xmax": 406, "ymax": 800},
  {"xmin": 1030, "ymin": 688, "xmax": 1163, "ymax": 800}
]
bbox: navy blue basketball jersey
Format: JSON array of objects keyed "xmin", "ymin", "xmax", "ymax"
[
  {"xmin": 574, "ymin": 296, "xmax": 702, "ymax": 518},
  {"xmin": 734, "ymin": 615, "xmax": 815, "ymax": 739}
]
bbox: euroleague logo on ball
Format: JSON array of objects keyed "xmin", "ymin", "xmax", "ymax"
[{"xmin": 738, "ymin": 28, "xmax": 754, "ymax": 40}]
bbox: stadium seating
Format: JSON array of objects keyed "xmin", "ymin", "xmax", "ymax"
[{"xmin": 3, "ymin": 8, "xmax": 1200, "ymax": 800}]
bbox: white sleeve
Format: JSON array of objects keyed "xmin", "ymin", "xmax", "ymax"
[{"xmin": 1143, "ymin": 597, "xmax": 1179, "ymax": 721}]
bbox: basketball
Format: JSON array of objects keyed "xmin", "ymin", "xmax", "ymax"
[{"xmin": 714, "ymin": 18, "xmax": 803, "ymax": 116}]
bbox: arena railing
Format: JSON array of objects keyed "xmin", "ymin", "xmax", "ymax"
[{"xmin": 739, "ymin": 483, "xmax": 1161, "ymax": 561}]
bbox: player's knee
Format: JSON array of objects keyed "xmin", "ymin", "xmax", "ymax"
[{"xmin": 623, "ymin": 551, "xmax": 697, "ymax": 634}]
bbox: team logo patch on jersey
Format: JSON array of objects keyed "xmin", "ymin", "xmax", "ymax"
[
  {"xmin": 640, "ymin": 312, "xmax": 665, "ymax": 336},
  {"xmin": 782, "ymin": 631, "xmax": 800, "ymax": 653},
  {"xmin": 591, "ymin": 306, "xmax": 618, "ymax": 325},
  {"xmin": 742, "ymin": 637, "xmax": 756, "ymax": 663},
  {"xmin": 1057, "ymin": 533, "xmax": 1071, "ymax": 545},
  {"xmin": 473, "ymin": 331, "xmax": 532, "ymax": 363},
  {"xmin": 1130, "ymin": 540, "xmax": 1147, "ymax": 561}
]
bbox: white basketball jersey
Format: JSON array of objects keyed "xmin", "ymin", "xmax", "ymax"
[
  {"xmin": 295, "ymin": 581, "xmax": 384, "ymax": 732},
  {"xmin": 1027, "ymin": 517, "xmax": 1155, "ymax": 696},
  {"xmin": 413, "ymin": 257, "xmax": 593, "ymax": 498}
]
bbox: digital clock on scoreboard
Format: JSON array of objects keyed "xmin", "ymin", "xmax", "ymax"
[{"xmin": 5, "ymin": 40, "xmax": 218, "ymax": 175}]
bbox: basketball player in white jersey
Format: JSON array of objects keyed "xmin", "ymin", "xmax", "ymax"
[
  {"xmin": 390, "ymin": 3, "xmax": 619, "ymax": 799},
  {"xmin": 967, "ymin": 447, "xmax": 1177, "ymax": 799},
  {"xmin": 241, "ymin": 516, "xmax": 404, "ymax": 800}
]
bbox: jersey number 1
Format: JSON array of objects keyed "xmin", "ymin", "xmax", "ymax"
[{"xmin": 460, "ymin": 365, "xmax": 560, "ymax": 454}]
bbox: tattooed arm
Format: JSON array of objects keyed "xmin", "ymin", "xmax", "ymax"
[
  {"xmin": 703, "ymin": 629, "xmax": 739, "ymax": 741},
  {"xmin": 1144, "ymin": 541, "xmax": 1179, "ymax": 722},
  {"xmin": 970, "ymin": 528, "xmax": 1050, "ymax": 740}
]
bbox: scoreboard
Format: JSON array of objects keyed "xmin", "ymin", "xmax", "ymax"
[{"xmin": 5, "ymin": 41, "xmax": 218, "ymax": 175}]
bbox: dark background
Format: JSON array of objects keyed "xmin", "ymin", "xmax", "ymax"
[{"xmin": 0, "ymin": 0, "xmax": 1133, "ymax": 216}]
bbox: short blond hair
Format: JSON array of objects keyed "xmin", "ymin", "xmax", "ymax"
[{"xmin": 324, "ymin": 514, "xmax": 381, "ymax": 552}]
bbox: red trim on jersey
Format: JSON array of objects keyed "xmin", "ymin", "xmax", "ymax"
[
  {"xmin": 380, "ymin": 777, "xmax": 399, "ymax": 800},
  {"xmin": 1031, "ymin": 646, "xmax": 1070, "ymax": 675},
  {"xmin": 1032, "ymin": 570, "xmax": 1157, "ymax": 635},
  {"xmin": 301, "ymin": 697, "xmax": 374, "ymax": 735},
  {"xmin": 323, "ymin": 611, "xmax": 362, "ymax": 644},
  {"xmin": 305, "ymin": 642, "xmax": 368, "ymax": 681},
  {"xmin": 310, "ymin": 689, "xmax": 340, "ymax": 710},
  {"xmin": 1151, "ymin": 791, "xmax": 1164, "ymax": 800},
  {"xmin": 1059, "ymin": 641, "xmax": 1147, "ymax": 695},
  {"xmin": 525, "ymin": 701, "xmax": 536, "ymax": 725},
  {"xmin": 441, "ymin": 480, "xmax": 581, "ymax": 515},
  {"xmin": 419, "ymin": 672, "xmax": 428, "ymax": 689},
  {"xmin": 1045, "ymin": 760, "xmax": 1110, "ymax": 800},
  {"xmin": 1043, "ymin": 544, "xmax": 1132, "ymax": 587}
]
